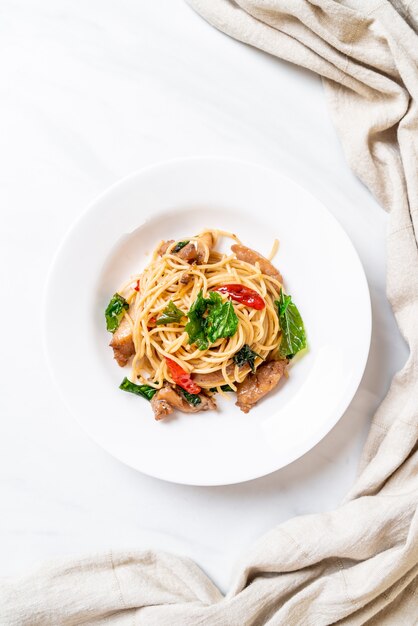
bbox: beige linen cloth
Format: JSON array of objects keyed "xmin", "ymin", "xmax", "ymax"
[{"xmin": 2, "ymin": 1, "xmax": 418, "ymax": 624}]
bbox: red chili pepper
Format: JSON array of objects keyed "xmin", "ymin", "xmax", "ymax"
[
  {"xmin": 134, "ymin": 280, "xmax": 140, "ymax": 292},
  {"xmin": 147, "ymin": 316, "xmax": 157, "ymax": 331},
  {"xmin": 165, "ymin": 358, "xmax": 201, "ymax": 395},
  {"xmin": 213, "ymin": 284, "xmax": 265, "ymax": 310}
]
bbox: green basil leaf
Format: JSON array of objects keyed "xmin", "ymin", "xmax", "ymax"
[
  {"xmin": 185, "ymin": 290, "xmax": 239, "ymax": 350},
  {"xmin": 173, "ymin": 241, "xmax": 189, "ymax": 253},
  {"xmin": 156, "ymin": 300, "xmax": 184, "ymax": 325},
  {"xmin": 205, "ymin": 293, "xmax": 239, "ymax": 343},
  {"xmin": 185, "ymin": 290, "xmax": 209, "ymax": 350},
  {"xmin": 119, "ymin": 377, "xmax": 157, "ymax": 400},
  {"xmin": 177, "ymin": 387, "xmax": 202, "ymax": 406},
  {"xmin": 105, "ymin": 293, "xmax": 129, "ymax": 333},
  {"xmin": 234, "ymin": 344, "xmax": 262, "ymax": 373},
  {"xmin": 275, "ymin": 289, "xmax": 306, "ymax": 359}
]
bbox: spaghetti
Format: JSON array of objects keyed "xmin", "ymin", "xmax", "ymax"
[
  {"xmin": 106, "ymin": 229, "xmax": 306, "ymax": 417},
  {"xmin": 117, "ymin": 230, "xmax": 281, "ymax": 390}
]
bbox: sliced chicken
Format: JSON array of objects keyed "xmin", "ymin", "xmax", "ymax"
[
  {"xmin": 236, "ymin": 359, "xmax": 288, "ymax": 414},
  {"xmin": 151, "ymin": 384, "xmax": 217, "ymax": 420},
  {"xmin": 192, "ymin": 364, "xmax": 236, "ymax": 388},
  {"xmin": 158, "ymin": 240, "xmax": 197, "ymax": 262},
  {"xmin": 158, "ymin": 240, "xmax": 174, "ymax": 256},
  {"xmin": 180, "ymin": 273, "xmax": 191, "ymax": 285},
  {"xmin": 177, "ymin": 242, "xmax": 198, "ymax": 262},
  {"xmin": 109, "ymin": 311, "xmax": 135, "ymax": 367},
  {"xmin": 195, "ymin": 232, "xmax": 214, "ymax": 263},
  {"xmin": 158, "ymin": 233, "xmax": 214, "ymax": 265},
  {"xmin": 192, "ymin": 362, "xmax": 252, "ymax": 388},
  {"xmin": 231, "ymin": 244, "xmax": 283, "ymax": 283}
]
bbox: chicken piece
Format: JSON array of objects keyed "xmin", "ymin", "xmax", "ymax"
[
  {"xmin": 179, "ymin": 232, "xmax": 214, "ymax": 264},
  {"xmin": 195, "ymin": 232, "xmax": 214, "ymax": 264},
  {"xmin": 150, "ymin": 387, "xmax": 173, "ymax": 420},
  {"xmin": 231, "ymin": 244, "xmax": 283, "ymax": 283},
  {"xmin": 192, "ymin": 364, "xmax": 236, "ymax": 388},
  {"xmin": 158, "ymin": 240, "xmax": 174, "ymax": 256},
  {"xmin": 236, "ymin": 360, "xmax": 288, "ymax": 414},
  {"xmin": 177, "ymin": 242, "xmax": 198, "ymax": 263},
  {"xmin": 180, "ymin": 273, "xmax": 191, "ymax": 285},
  {"xmin": 151, "ymin": 384, "xmax": 217, "ymax": 420},
  {"xmin": 158, "ymin": 239, "xmax": 197, "ymax": 262},
  {"xmin": 109, "ymin": 312, "xmax": 135, "ymax": 367},
  {"xmin": 158, "ymin": 233, "xmax": 215, "ymax": 265},
  {"xmin": 192, "ymin": 362, "xmax": 254, "ymax": 389}
]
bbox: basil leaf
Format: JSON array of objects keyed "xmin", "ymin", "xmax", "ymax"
[
  {"xmin": 173, "ymin": 241, "xmax": 189, "ymax": 253},
  {"xmin": 185, "ymin": 290, "xmax": 209, "ymax": 350},
  {"xmin": 156, "ymin": 300, "xmax": 184, "ymax": 325},
  {"xmin": 275, "ymin": 289, "xmax": 306, "ymax": 359},
  {"xmin": 119, "ymin": 377, "xmax": 157, "ymax": 401},
  {"xmin": 210, "ymin": 384, "xmax": 234, "ymax": 393},
  {"xmin": 185, "ymin": 290, "xmax": 239, "ymax": 350},
  {"xmin": 205, "ymin": 292, "xmax": 239, "ymax": 343},
  {"xmin": 105, "ymin": 293, "xmax": 129, "ymax": 333},
  {"xmin": 177, "ymin": 387, "xmax": 202, "ymax": 406},
  {"xmin": 234, "ymin": 344, "xmax": 262, "ymax": 373}
]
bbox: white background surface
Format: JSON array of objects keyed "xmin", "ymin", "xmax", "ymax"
[{"xmin": 0, "ymin": 0, "xmax": 408, "ymax": 593}]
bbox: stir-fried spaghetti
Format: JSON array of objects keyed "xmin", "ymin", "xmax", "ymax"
[
  {"xmin": 105, "ymin": 228, "xmax": 306, "ymax": 418},
  {"xmin": 116, "ymin": 230, "xmax": 282, "ymax": 391}
]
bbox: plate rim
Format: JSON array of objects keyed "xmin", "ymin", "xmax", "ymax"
[{"xmin": 42, "ymin": 156, "xmax": 372, "ymax": 486}]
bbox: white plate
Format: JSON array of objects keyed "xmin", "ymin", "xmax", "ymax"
[{"xmin": 44, "ymin": 158, "xmax": 371, "ymax": 486}]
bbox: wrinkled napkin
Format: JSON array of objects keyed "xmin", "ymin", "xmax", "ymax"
[{"xmin": 2, "ymin": 1, "xmax": 418, "ymax": 624}]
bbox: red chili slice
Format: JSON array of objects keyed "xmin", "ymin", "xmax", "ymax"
[
  {"xmin": 165, "ymin": 358, "xmax": 201, "ymax": 394},
  {"xmin": 213, "ymin": 284, "xmax": 265, "ymax": 310},
  {"xmin": 134, "ymin": 279, "xmax": 140, "ymax": 292},
  {"xmin": 147, "ymin": 316, "xmax": 157, "ymax": 331}
]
